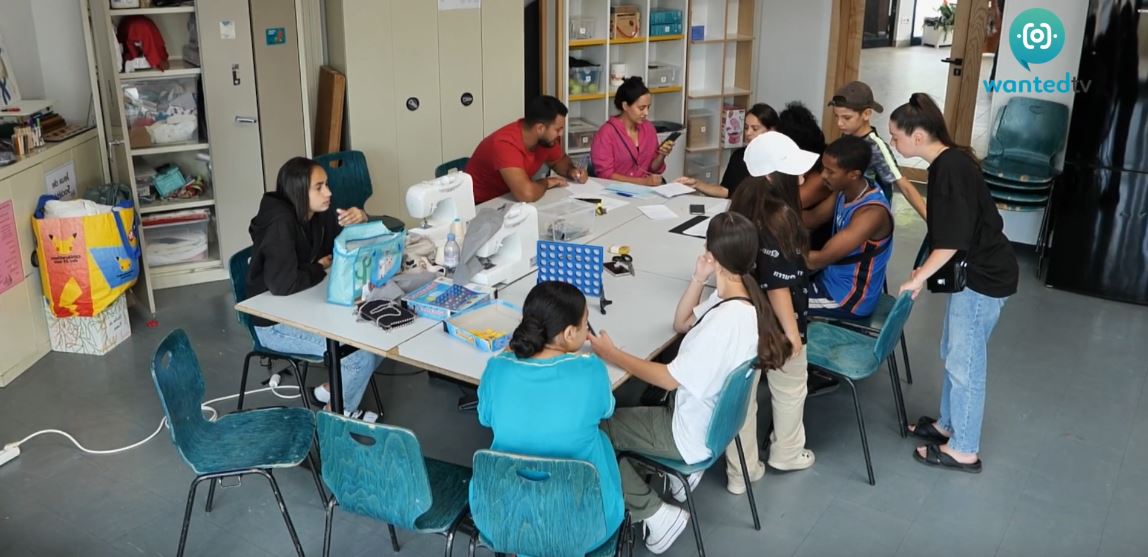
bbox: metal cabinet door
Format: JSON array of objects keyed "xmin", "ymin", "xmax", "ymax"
[
  {"xmin": 197, "ymin": 0, "xmax": 265, "ymax": 262},
  {"xmin": 250, "ymin": 0, "xmax": 309, "ymax": 192},
  {"xmin": 438, "ymin": 6, "xmax": 485, "ymax": 164}
]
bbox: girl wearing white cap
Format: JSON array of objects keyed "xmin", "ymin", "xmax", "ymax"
[{"xmin": 724, "ymin": 132, "xmax": 822, "ymax": 491}]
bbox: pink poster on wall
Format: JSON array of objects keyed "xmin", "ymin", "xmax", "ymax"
[{"xmin": 0, "ymin": 200, "xmax": 24, "ymax": 296}]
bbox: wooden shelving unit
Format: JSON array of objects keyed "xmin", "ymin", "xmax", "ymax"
[
  {"xmin": 559, "ymin": 0, "xmax": 690, "ymax": 179},
  {"xmin": 683, "ymin": 0, "xmax": 758, "ymax": 183}
]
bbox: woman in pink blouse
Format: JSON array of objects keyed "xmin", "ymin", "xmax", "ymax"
[{"xmin": 590, "ymin": 77, "xmax": 677, "ymax": 186}]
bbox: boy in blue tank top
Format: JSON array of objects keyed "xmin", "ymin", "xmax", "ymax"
[{"xmin": 803, "ymin": 135, "xmax": 894, "ymax": 319}]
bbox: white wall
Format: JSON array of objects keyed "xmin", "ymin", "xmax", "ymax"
[
  {"xmin": 0, "ymin": 0, "xmax": 92, "ymax": 125},
  {"xmin": 913, "ymin": 0, "xmax": 944, "ymax": 38},
  {"xmin": 987, "ymin": 0, "xmax": 1089, "ymax": 170},
  {"xmin": 754, "ymin": 0, "xmax": 831, "ymax": 110},
  {"xmin": 894, "ymin": 0, "xmax": 916, "ymax": 44}
]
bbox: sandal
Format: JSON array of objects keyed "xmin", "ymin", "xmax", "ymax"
[
  {"xmin": 913, "ymin": 444, "xmax": 982, "ymax": 474},
  {"xmin": 909, "ymin": 416, "xmax": 950, "ymax": 445}
]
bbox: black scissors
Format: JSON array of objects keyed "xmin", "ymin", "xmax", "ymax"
[{"xmin": 611, "ymin": 253, "xmax": 635, "ymax": 276}]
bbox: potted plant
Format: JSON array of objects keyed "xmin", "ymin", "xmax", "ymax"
[{"xmin": 923, "ymin": 1, "xmax": 956, "ymax": 47}]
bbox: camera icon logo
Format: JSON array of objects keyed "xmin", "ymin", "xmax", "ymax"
[{"xmin": 1010, "ymin": 8, "xmax": 1066, "ymax": 71}]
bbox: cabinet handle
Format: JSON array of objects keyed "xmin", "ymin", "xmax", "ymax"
[{"xmin": 235, "ymin": 116, "xmax": 258, "ymax": 125}]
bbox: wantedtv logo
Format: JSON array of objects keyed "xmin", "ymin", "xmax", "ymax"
[{"xmin": 983, "ymin": 8, "xmax": 1089, "ymax": 93}]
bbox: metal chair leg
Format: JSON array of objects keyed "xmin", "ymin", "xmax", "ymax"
[
  {"xmin": 467, "ymin": 535, "xmax": 477, "ymax": 557},
  {"xmin": 306, "ymin": 451, "xmax": 329, "ymax": 506},
  {"xmin": 734, "ymin": 436, "xmax": 761, "ymax": 531},
  {"xmin": 259, "ymin": 470, "xmax": 306, "ymax": 557},
  {"xmin": 899, "ymin": 333, "xmax": 913, "ymax": 384},
  {"xmin": 299, "ymin": 361, "xmax": 312, "ymax": 404},
  {"xmin": 205, "ymin": 478, "xmax": 217, "ymax": 513},
  {"xmin": 842, "ymin": 378, "xmax": 875, "ymax": 486},
  {"xmin": 177, "ymin": 476, "xmax": 206, "ymax": 557},
  {"xmin": 322, "ymin": 498, "xmax": 337, "ymax": 557},
  {"xmin": 887, "ymin": 357, "xmax": 908, "ymax": 437},
  {"xmin": 237, "ymin": 352, "xmax": 256, "ymax": 411},
  {"xmin": 388, "ymin": 524, "xmax": 401, "ymax": 552},
  {"xmin": 284, "ymin": 360, "xmax": 309, "ymax": 410},
  {"xmin": 370, "ymin": 376, "xmax": 385, "ymax": 417},
  {"xmin": 677, "ymin": 470, "xmax": 706, "ymax": 557}
]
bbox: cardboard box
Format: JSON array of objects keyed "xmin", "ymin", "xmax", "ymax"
[
  {"xmin": 687, "ymin": 109, "xmax": 715, "ymax": 149},
  {"xmin": 402, "ymin": 278, "xmax": 492, "ymax": 321},
  {"xmin": 610, "ymin": 5, "xmax": 641, "ymax": 39},
  {"xmin": 44, "ymin": 295, "xmax": 131, "ymax": 356},
  {"xmin": 721, "ymin": 105, "xmax": 746, "ymax": 148}
]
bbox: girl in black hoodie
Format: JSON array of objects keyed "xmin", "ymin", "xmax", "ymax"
[{"xmin": 246, "ymin": 157, "xmax": 380, "ymax": 422}]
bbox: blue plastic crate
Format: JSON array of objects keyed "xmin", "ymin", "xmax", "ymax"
[{"xmin": 649, "ymin": 9, "xmax": 683, "ymax": 25}]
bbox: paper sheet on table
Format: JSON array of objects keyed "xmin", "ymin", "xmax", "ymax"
[
  {"xmin": 603, "ymin": 181, "xmax": 659, "ymax": 199},
  {"xmin": 570, "ymin": 195, "xmax": 629, "ymax": 213},
  {"xmin": 652, "ymin": 182, "xmax": 696, "ymax": 198},
  {"xmin": 638, "ymin": 204, "xmax": 678, "ymax": 220},
  {"xmin": 565, "ymin": 179, "xmax": 606, "ymax": 198}
]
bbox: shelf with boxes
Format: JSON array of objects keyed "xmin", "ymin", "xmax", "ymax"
[
  {"xmin": 682, "ymin": 0, "xmax": 757, "ymax": 183},
  {"xmin": 559, "ymin": 0, "xmax": 690, "ymax": 178}
]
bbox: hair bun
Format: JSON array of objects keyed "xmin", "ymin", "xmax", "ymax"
[{"xmin": 509, "ymin": 316, "xmax": 547, "ymax": 359}]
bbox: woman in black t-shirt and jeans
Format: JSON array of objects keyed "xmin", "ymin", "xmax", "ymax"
[{"xmin": 888, "ymin": 93, "xmax": 1019, "ymax": 473}]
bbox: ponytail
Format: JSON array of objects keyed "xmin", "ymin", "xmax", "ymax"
[
  {"xmin": 889, "ymin": 93, "xmax": 979, "ymax": 164},
  {"xmin": 706, "ymin": 212, "xmax": 792, "ymax": 371},
  {"xmin": 741, "ymin": 273, "xmax": 791, "ymax": 370}
]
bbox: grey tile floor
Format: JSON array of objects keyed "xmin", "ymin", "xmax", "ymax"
[
  {"xmin": 859, "ymin": 46, "xmax": 997, "ymax": 168},
  {"xmin": 2, "ymin": 209, "xmax": 1148, "ymax": 557}
]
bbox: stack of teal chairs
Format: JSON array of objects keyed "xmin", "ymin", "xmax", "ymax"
[{"xmin": 981, "ymin": 97, "xmax": 1069, "ymax": 211}]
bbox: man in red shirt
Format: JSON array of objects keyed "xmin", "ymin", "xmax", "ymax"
[{"xmin": 466, "ymin": 96, "xmax": 588, "ymax": 204}]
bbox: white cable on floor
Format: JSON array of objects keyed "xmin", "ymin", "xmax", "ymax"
[{"xmin": 2, "ymin": 381, "xmax": 305, "ymax": 458}]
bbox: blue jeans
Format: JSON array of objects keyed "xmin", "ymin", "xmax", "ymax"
[
  {"xmin": 254, "ymin": 324, "xmax": 381, "ymax": 412},
  {"xmin": 937, "ymin": 288, "xmax": 1007, "ymax": 454}
]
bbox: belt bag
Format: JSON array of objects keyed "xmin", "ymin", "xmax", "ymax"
[{"xmin": 928, "ymin": 253, "xmax": 968, "ymax": 293}]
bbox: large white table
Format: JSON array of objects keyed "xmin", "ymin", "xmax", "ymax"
[{"xmin": 235, "ymin": 184, "xmax": 719, "ymax": 411}]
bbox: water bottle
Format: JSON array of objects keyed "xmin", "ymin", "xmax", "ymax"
[{"xmin": 443, "ymin": 232, "xmax": 461, "ymax": 275}]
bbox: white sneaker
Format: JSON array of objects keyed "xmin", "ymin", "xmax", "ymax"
[
  {"xmin": 312, "ymin": 384, "xmax": 331, "ymax": 405},
  {"xmin": 666, "ymin": 471, "xmax": 703, "ymax": 503},
  {"xmin": 344, "ymin": 409, "xmax": 379, "ymax": 423},
  {"xmin": 643, "ymin": 503, "xmax": 690, "ymax": 555}
]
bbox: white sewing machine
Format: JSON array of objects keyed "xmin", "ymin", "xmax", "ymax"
[
  {"xmin": 405, "ymin": 170, "xmax": 476, "ymax": 261},
  {"xmin": 471, "ymin": 203, "xmax": 539, "ymax": 287}
]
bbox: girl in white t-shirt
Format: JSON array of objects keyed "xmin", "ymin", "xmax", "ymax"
[{"xmin": 590, "ymin": 212, "xmax": 791, "ymax": 554}]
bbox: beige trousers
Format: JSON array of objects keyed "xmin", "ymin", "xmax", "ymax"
[{"xmin": 725, "ymin": 348, "xmax": 809, "ymax": 481}]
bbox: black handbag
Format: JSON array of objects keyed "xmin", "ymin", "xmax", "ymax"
[
  {"xmin": 356, "ymin": 299, "xmax": 417, "ymax": 331},
  {"xmin": 927, "ymin": 254, "xmax": 968, "ymax": 293}
]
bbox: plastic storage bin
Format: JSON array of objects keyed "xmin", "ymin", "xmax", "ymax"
[
  {"xmin": 444, "ymin": 301, "xmax": 522, "ymax": 353},
  {"xmin": 687, "ymin": 109, "xmax": 716, "ymax": 149},
  {"xmin": 569, "ymin": 64, "xmax": 603, "ymax": 96},
  {"xmin": 567, "ymin": 118, "xmax": 598, "ymax": 151},
  {"xmin": 649, "ymin": 9, "xmax": 683, "ymax": 25},
  {"xmin": 650, "ymin": 23, "xmax": 684, "ymax": 36},
  {"xmin": 122, "ymin": 78, "xmax": 200, "ymax": 148},
  {"xmin": 569, "ymin": 17, "xmax": 597, "ymax": 40},
  {"xmin": 647, "ymin": 62, "xmax": 680, "ymax": 87},
  {"xmin": 538, "ymin": 198, "xmax": 595, "ymax": 241},
  {"xmin": 142, "ymin": 210, "xmax": 211, "ymax": 266},
  {"xmin": 686, "ymin": 155, "xmax": 720, "ymax": 183}
]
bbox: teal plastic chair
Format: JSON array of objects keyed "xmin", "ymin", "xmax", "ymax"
[
  {"xmin": 229, "ymin": 247, "xmax": 384, "ymax": 413},
  {"xmin": 811, "ymin": 282, "xmax": 914, "ymax": 386},
  {"xmin": 435, "ymin": 157, "xmax": 469, "ymax": 178},
  {"xmin": 315, "ymin": 150, "xmax": 373, "ymax": 210},
  {"xmin": 618, "ymin": 359, "xmax": 761, "ymax": 557},
  {"xmin": 468, "ymin": 450, "xmax": 634, "ymax": 557},
  {"xmin": 317, "ymin": 411, "xmax": 471, "ymax": 557},
  {"xmin": 806, "ymin": 292, "xmax": 916, "ymax": 486},
  {"xmin": 151, "ymin": 329, "xmax": 326, "ymax": 557},
  {"xmin": 982, "ymin": 97, "xmax": 1070, "ymax": 183}
]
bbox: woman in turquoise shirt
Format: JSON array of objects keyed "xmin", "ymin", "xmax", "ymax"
[{"xmin": 476, "ymin": 281, "xmax": 623, "ymax": 548}]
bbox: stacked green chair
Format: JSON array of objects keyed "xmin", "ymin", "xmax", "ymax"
[
  {"xmin": 317, "ymin": 412, "xmax": 471, "ymax": 556},
  {"xmin": 468, "ymin": 450, "xmax": 634, "ymax": 557},
  {"xmin": 981, "ymin": 97, "xmax": 1070, "ymax": 211},
  {"xmin": 806, "ymin": 292, "xmax": 915, "ymax": 486},
  {"xmin": 150, "ymin": 330, "xmax": 326, "ymax": 557}
]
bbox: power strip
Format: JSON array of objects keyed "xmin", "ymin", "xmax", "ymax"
[{"xmin": 0, "ymin": 444, "xmax": 19, "ymax": 467}]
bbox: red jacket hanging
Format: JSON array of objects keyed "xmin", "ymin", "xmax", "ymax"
[{"xmin": 117, "ymin": 16, "xmax": 169, "ymax": 71}]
